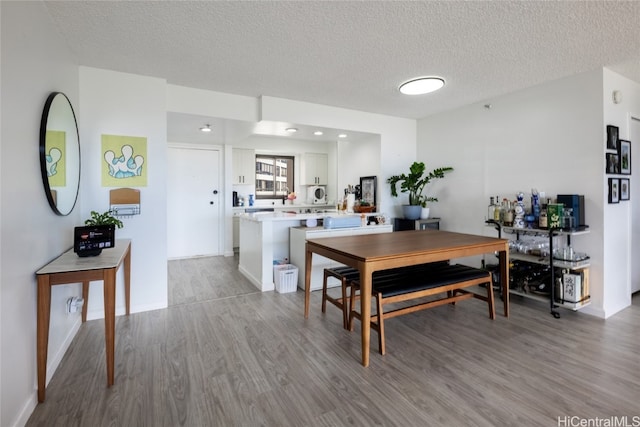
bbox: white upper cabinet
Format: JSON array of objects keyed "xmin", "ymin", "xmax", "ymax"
[
  {"xmin": 301, "ymin": 152, "xmax": 328, "ymax": 185},
  {"xmin": 232, "ymin": 148, "xmax": 255, "ymax": 184}
]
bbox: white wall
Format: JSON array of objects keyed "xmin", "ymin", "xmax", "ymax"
[
  {"xmin": 418, "ymin": 68, "xmax": 640, "ymax": 318},
  {"xmin": 79, "ymin": 67, "xmax": 168, "ymax": 318},
  {"xmin": 602, "ymin": 68, "xmax": 640, "ymax": 314},
  {"xmin": 1, "ymin": 3, "xmax": 81, "ymax": 426}
]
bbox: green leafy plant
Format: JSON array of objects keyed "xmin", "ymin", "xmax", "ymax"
[
  {"xmin": 85, "ymin": 210, "xmax": 123, "ymax": 229},
  {"xmin": 387, "ymin": 162, "xmax": 453, "ymax": 206}
]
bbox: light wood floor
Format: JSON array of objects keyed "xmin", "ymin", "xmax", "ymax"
[{"xmin": 27, "ymin": 256, "xmax": 640, "ymax": 426}]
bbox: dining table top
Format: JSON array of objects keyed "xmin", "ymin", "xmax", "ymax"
[{"xmin": 305, "ymin": 229, "xmax": 508, "ymax": 267}]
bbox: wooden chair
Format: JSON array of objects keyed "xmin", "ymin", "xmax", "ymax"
[{"xmin": 321, "ymin": 266, "xmax": 360, "ymax": 329}]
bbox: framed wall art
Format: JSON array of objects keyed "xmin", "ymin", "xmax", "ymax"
[
  {"xmin": 608, "ymin": 178, "xmax": 620, "ymax": 204},
  {"xmin": 620, "ymin": 178, "xmax": 630, "ymax": 201},
  {"xmin": 359, "ymin": 176, "xmax": 377, "ymax": 208},
  {"xmin": 606, "ymin": 153, "xmax": 620, "ymax": 174},
  {"xmin": 618, "ymin": 139, "xmax": 631, "ymax": 175},
  {"xmin": 606, "ymin": 125, "xmax": 619, "ymax": 149}
]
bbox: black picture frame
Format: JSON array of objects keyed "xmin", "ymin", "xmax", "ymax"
[
  {"xmin": 620, "ymin": 178, "xmax": 630, "ymax": 201},
  {"xmin": 606, "ymin": 153, "xmax": 620, "ymax": 174},
  {"xmin": 608, "ymin": 178, "xmax": 620, "ymax": 204},
  {"xmin": 359, "ymin": 176, "xmax": 377, "ymax": 208},
  {"xmin": 619, "ymin": 139, "xmax": 631, "ymax": 175},
  {"xmin": 607, "ymin": 125, "xmax": 619, "ymax": 149}
]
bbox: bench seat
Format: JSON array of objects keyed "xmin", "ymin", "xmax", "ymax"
[{"xmin": 349, "ymin": 263, "xmax": 494, "ymax": 355}]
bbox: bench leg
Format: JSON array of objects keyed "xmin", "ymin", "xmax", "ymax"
[
  {"xmin": 376, "ymin": 292, "xmax": 385, "ymax": 355},
  {"xmin": 321, "ymin": 270, "xmax": 329, "ymax": 314},
  {"xmin": 340, "ymin": 278, "xmax": 349, "ymax": 329}
]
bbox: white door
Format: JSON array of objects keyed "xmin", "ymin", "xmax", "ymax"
[
  {"xmin": 631, "ymin": 117, "xmax": 640, "ymax": 293},
  {"xmin": 167, "ymin": 145, "xmax": 221, "ymax": 258}
]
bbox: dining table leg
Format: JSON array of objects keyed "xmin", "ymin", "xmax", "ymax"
[
  {"xmin": 103, "ymin": 267, "xmax": 116, "ymax": 386},
  {"xmin": 359, "ymin": 263, "xmax": 372, "ymax": 367}
]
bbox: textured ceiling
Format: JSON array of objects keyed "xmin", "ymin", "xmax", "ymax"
[{"xmin": 44, "ymin": 1, "xmax": 640, "ymax": 122}]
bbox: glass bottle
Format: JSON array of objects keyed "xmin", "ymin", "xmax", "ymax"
[
  {"xmin": 503, "ymin": 200, "xmax": 514, "ymax": 226},
  {"xmin": 493, "ymin": 195, "xmax": 502, "ymax": 222},
  {"xmin": 539, "ymin": 202, "xmax": 548, "ymax": 229},
  {"xmin": 488, "ymin": 197, "xmax": 496, "ymax": 221}
]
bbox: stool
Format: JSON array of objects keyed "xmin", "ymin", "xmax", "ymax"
[{"xmin": 321, "ymin": 266, "xmax": 360, "ymax": 329}]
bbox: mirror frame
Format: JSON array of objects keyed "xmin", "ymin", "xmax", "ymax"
[{"xmin": 39, "ymin": 92, "xmax": 81, "ymax": 216}]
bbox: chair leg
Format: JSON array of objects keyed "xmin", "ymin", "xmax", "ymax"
[
  {"xmin": 340, "ymin": 277, "xmax": 349, "ymax": 329},
  {"xmin": 376, "ymin": 292, "xmax": 385, "ymax": 355},
  {"xmin": 348, "ymin": 284, "xmax": 357, "ymax": 332},
  {"xmin": 486, "ymin": 277, "xmax": 495, "ymax": 320},
  {"xmin": 321, "ymin": 270, "xmax": 329, "ymax": 314}
]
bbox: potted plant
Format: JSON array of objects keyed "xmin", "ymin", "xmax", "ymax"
[
  {"xmin": 387, "ymin": 162, "xmax": 453, "ymax": 220},
  {"xmin": 85, "ymin": 210, "xmax": 124, "ymax": 229}
]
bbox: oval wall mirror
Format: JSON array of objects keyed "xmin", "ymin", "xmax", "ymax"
[{"xmin": 39, "ymin": 92, "xmax": 81, "ymax": 216}]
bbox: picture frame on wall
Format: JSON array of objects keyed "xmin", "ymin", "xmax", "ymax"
[
  {"xmin": 359, "ymin": 176, "xmax": 377, "ymax": 208},
  {"xmin": 607, "ymin": 125, "xmax": 619, "ymax": 149},
  {"xmin": 619, "ymin": 139, "xmax": 631, "ymax": 175},
  {"xmin": 606, "ymin": 153, "xmax": 620, "ymax": 174},
  {"xmin": 608, "ymin": 178, "xmax": 620, "ymax": 204},
  {"xmin": 620, "ymin": 178, "xmax": 630, "ymax": 201}
]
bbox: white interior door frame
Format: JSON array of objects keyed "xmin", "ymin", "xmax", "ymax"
[
  {"xmin": 167, "ymin": 142, "xmax": 224, "ymax": 258},
  {"xmin": 628, "ymin": 114, "xmax": 640, "ymax": 294}
]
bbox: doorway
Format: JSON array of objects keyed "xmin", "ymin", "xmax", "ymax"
[
  {"xmin": 631, "ymin": 117, "xmax": 640, "ymax": 294},
  {"xmin": 167, "ymin": 144, "xmax": 222, "ymax": 258}
]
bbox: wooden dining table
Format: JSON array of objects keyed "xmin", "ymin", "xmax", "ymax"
[{"xmin": 304, "ymin": 229, "xmax": 509, "ymax": 367}]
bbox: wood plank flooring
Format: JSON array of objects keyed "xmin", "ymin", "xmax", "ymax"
[{"xmin": 27, "ymin": 256, "xmax": 640, "ymax": 426}]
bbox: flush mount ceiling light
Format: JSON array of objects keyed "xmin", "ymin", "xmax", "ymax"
[
  {"xmin": 285, "ymin": 127, "xmax": 298, "ymax": 133},
  {"xmin": 399, "ymin": 77, "xmax": 445, "ymax": 95},
  {"xmin": 200, "ymin": 124, "xmax": 212, "ymax": 132},
  {"xmin": 338, "ymin": 133, "xmax": 348, "ymax": 138},
  {"xmin": 313, "ymin": 131, "xmax": 324, "ymax": 136}
]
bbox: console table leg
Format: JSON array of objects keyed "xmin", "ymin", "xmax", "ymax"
[
  {"xmin": 103, "ymin": 268, "xmax": 116, "ymax": 386},
  {"xmin": 36, "ymin": 276, "xmax": 51, "ymax": 402}
]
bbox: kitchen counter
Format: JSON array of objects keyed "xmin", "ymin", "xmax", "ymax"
[{"xmin": 237, "ymin": 212, "xmax": 379, "ymax": 292}]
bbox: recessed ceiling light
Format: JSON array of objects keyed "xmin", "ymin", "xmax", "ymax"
[
  {"xmin": 313, "ymin": 131, "xmax": 323, "ymax": 136},
  {"xmin": 285, "ymin": 127, "xmax": 298, "ymax": 133},
  {"xmin": 399, "ymin": 77, "xmax": 445, "ymax": 95},
  {"xmin": 200, "ymin": 124, "xmax": 212, "ymax": 132},
  {"xmin": 338, "ymin": 133, "xmax": 348, "ymax": 138}
]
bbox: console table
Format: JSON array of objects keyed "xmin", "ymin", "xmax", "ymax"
[{"xmin": 35, "ymin": 239, "xmax": 131, "ymax": 402}]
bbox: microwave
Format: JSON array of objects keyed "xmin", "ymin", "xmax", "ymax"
[{"xmin": 307, "ymin": 186, "xmax": 327, "ymax": 204}]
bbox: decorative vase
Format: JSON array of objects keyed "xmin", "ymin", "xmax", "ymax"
[
  {"xmin": 420, "ymin": 207, "xmax": 430, "ymax": 219},
  {"xmin": 402, "ymin": 205, "xmax": 422, "ymax": 220}
]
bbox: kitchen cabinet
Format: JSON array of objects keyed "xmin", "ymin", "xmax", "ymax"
[
  {"xmin": 301, "ymin": 153, "xmax": 328, "ymax": 185},
  {"xmin": 232, "ymin": 148, "xmax": 255, "ymax": 184},
  {"xmin": 488, "ymin": 222, "xmax": 590, "ymax": 318}
]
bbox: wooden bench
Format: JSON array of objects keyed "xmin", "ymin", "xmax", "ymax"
[{"xmin": 349, "ymin": 263, "xmax": 494, "ymax": 355}]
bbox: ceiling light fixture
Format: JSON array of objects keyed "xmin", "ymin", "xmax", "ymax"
[
  {"xmin": 285, "ymin": 127, "xmax": 298, "ymax": 133},
  {"xmin": 338, "ymin": 133, "xmax": 348, "ymax": 138},
  {"xmin": 399, "ymin": 77, "xmax": 445, "ymax": 95},
  {"xmin": 200, "ymin": 124, "xmax": 212, "ymax": 132},
  {"xmin": 313, "ymin": 131, "xmax": 323, "ymax": 136}
]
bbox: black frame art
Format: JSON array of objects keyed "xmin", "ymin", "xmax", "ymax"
[
  {"xmin": 359, "ymin": 176, "xmax": 377, "ymax": 208},
  {"xmin": 607, "ymin": 125, "xmax": 619, "ymax": 149},
  {"xmin": 620, "ymin": 178, "xmax": 630, "ymax": 201},
  {"xmin": 619, "ymin": 139, "xmax": 631, "ymax": 175},
  {"xmin": 608, "ymin": 178, "xmax": 620, "ymax": 204},
  {"xmin": 606, "ymin": 153, "xmax": 620, "ymax": 174}
]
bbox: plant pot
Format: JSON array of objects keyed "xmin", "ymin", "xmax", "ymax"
[
  {"xmin": 420, "ymin": 207, "xmax": 430, "ymax": 219},
  {"xmin": 402, "ymin": 205, "xmax": 422, "ymax": 220}
]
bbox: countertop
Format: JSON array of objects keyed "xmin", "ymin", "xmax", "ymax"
[{"xmin": 238, "ymin": 211, "xmax": 332, "ymax": 222}]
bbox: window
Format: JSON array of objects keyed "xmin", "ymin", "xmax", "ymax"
[{"xmin": 255, "ymin": 155, "xmax": 294, "ymax": 199}]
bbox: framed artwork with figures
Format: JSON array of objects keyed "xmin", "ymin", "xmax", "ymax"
[
  {"xmin": 608, "ymin": 178, "xmax": 620, "ymax": 204},
  {"xmin": 619, "ymin": 139, "xmax": 631, "ymax": 175},
  {"xmin": 620, "ymin": 178, "xmax": 630, "ymax": 201},
  {"xmin": 359, "ymin": 176, "xmax": 377, "ymax": 208}
]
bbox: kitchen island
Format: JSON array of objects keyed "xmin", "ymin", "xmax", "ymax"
[{"xmin": 238, "ymin": 212, "xmax": 384, "ymax": 292}]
